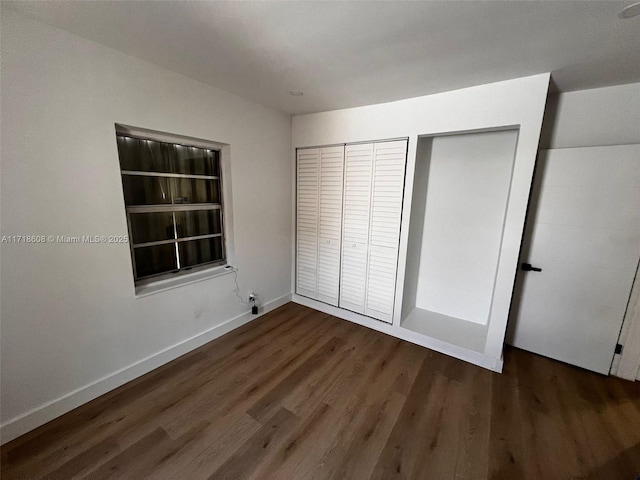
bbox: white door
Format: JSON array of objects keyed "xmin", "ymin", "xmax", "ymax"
[
  {"xmin": 340, "ymin": 143, "xmax": 374, "ymax": 314},
  {"xmin": 507, "ymin": 145, "xmax": 640, "ymax": 374},
  {"xmin": 365, "ymin": 140, "xmax": 407, "ymax": 323},
  {"xmin": 296, "ymin": 148, "xmax": 320, "ymax": 299},
  {"xmin": 317, "ymin": 146, "xmax": 345, "ymax": 306}
]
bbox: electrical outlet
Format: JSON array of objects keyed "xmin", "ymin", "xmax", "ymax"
[{"xmin": 249, "ymin": 292, "xmax": 258, "ymax": 315}]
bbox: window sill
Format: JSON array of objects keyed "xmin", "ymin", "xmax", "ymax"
[{"xmin": 135, "ymin": 265, "xmax": 237, "ymax": 298}]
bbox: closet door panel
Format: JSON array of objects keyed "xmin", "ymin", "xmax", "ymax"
[
  {"xmin": 317, "ymin": 146, "xmax": 345, "ymax": 306},
  {"xmin": 296, "ymin": 148, "xmax": 319, "ymax": 299},
  {"xmin": 340, "ymin": 241, "xmax": 368, "ymax": 314},
  {"xmin": 369, "ymin": 141, "xmax": 407, "ymax": 249},
  {"xmin": 365, "ymin": 140, "xmax": 408, "ymax": 322},
  {"xmin": 297, "ymin": 234, "xmax": 318, "ymax": 296},
  {"xmin": 365, "ymin": 244, "xmax": 398, "ymax": 322},
  {"xmin": 340, "ymin": 143, "xmax": 374, "ymax": 312},
  {"xmin": 317, "ymin": 238, "xmax": 341, "ymax": 305},
  {"xmin": 341, "ymin": 144, "xmax": 373, "ymax": 244},
  {"xmin": 318, "ymin": 147, "xmax": 344, "ymax": 239}
]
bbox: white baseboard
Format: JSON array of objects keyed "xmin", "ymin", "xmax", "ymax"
[
  {"xmin": 292, "ymin": 294, "xmax": 503, "ymax": 373},
  {"xmin": 0, "ymin": 293, "xmax": 292, "ymax": 445}
]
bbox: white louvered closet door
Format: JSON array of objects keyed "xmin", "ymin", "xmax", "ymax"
[
  {"xmin": 339, "ymin": 143, "xmax": 374, "ymax": 314},
  {"xmin": 317, "ymin": 146, "xmax": 345, "ymax": 306},
  {"xmin": 365, "ymin": 140, "xmax": 408, "ymax": 322},
  {"xmin": 296, "ymin": 148, "xmax": 320, "ymax": 299}
]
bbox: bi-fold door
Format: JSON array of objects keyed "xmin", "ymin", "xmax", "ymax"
[
  {"xmin": 365, "ymin": 141, "xmax": 407, "ymax": 322},
  {"xmin": 296, "ymin": 146, "xmax": 345, "ymax": 306},
  {"xmin": 295, "ymin": 148, "xmax": 320, "ymax": 299},
  {"xmin": 340, "ymin": 140, "xmax": 407, "ymax": 323},
  {"xmin": 339, "ymin": 143, "xmax": 373, "ymax": 314},
  {"xmin": 296, "ymin": 140, "xmax": 407, "ymax": 323},
  {"xmin": 317, "ymin": 147, "xmax": 346, "ymax": 305}
]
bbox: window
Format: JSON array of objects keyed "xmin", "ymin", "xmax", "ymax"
[{"xmin": 115, "ymin": 126, "xmax": 228, "ymax": 286}]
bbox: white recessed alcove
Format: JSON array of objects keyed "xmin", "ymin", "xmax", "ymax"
[
  {"xmin": 292, "ymin": 73, "xmax": 550, "ymax": 372},
  {"xmin": 401, "ymin": 128, "xmax": 519, "ymax": 354}
]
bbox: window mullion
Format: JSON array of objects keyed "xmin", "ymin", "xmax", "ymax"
[
  {"xmin": 126, "ymin": 204, "xmax": 221, "ymax": 214},
  {"xmin": 121, "ymin": 170, "xmax": 219, "ymax": 180},
  {"xmin": 172, "ymin": 211, "xmax": 181, "ymax": 270}
]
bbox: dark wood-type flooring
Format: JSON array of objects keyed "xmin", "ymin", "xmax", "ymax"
[{"xmin": 2, "ymin": 302, "xmax": 640, "ymax": 479}]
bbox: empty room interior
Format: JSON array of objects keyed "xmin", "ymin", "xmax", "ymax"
[{"xmin": 2, "ymin": 1, "xmax": 640, "ymax": 479}]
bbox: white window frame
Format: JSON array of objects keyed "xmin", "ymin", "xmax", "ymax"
[{"xmin": 115, "ymin": 124, "xmax": 236, "ymax": 296}]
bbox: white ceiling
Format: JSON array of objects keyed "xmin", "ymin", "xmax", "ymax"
[{"xmin": 5, "ymin": 1, "xmax": 640, "ymax": 115}]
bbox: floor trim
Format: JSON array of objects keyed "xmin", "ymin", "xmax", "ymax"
[{"xmin": 0, "ymin": 293, "xmax": 292, "ymax": 445}]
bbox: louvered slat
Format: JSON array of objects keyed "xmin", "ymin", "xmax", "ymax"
[
  {"xmin": 296, "ymin": 148, "xmax": 319, "ymax": 298},
  {"xmin": 342, "ymin": 144, "xmax": 373, "ymax": 245},
  {"xmin": 369, "ymin": 141, "xmax": 407, "ymax": 249},
  {"xmin": 339, "ymin": 241, "xmax": 368, "ymax": 313},
  {"xmin": 365, "ymin": 244, "xmax": 398, "ymax": 322},
  {"xmin": 317, "ymin": 146, "xmax": 344, "ymax": 306},
  {"xmin": 339, "ymin": 143, "xmax": 373, "ymax": 312},
  {"xmin": 365, "ymin": 140, "xmax": 407, "ymax": 323}
]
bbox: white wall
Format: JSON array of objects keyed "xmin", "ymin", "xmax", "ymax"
[
  {"xmin": 414, "ymin": 130, "xmax": 518, "ymax": 324},
  {"xmin": 293, "ymin": 72, "xmax": 550, "ymax": 370},
  {"xmin": 401, "ymin": 139, "xmax": 431, "ymax": 320},
  {"xmin": 0, "ymin": 9, "xmax": 292, "ymax": 442},
  {"xmin": 540, "ymin": 83, "xmax": 640, "ymax": 149}
]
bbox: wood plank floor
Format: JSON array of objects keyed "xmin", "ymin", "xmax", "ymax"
[{"xmin": 2, "ymin": 302, "xmax": 640, "ymax": 479}]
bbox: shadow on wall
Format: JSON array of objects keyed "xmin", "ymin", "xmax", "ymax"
[
  {"xmin": 504, "ymin": 85, "xmax": 559, "ymax": 345},
  {"xmin": 503, "ymin": 143, "xmax": 550, "ymax": 346},
  {"xmin": 537, "ymin": 92, "xmax": 560, "ymax": 150}
]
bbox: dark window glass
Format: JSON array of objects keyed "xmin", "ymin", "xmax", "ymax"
[
  {"xmin": 175, "ymin": 210, "xmax": 221, "ymax": 238},
  {"xmin": 122, "ymin": 175, "xmax": 172, "ymax": 205},
  {"xmin": 174, "ymin": 145, "xmax": 219, "ymax": 176},
  {"xmin": 179, "ymin": 237, "xmax": 224, "ymax": 268},
  {"xmin": 173, "ymin": 178, "xmax": 220, "ymax": 204},
  {"xmin": 117, "ymin": 136, "xmax": 174, "ymax": 173},
  {"xmin": 117, "ymin": 130, "xmax": 225, "ymax": 283},
  {"xmin": 134, "ymin": 244, "xmax": 177, "ymax": 278},
  {"xmin": 129, "ymin": 212, "xmax": 175, "ymax": 244}
]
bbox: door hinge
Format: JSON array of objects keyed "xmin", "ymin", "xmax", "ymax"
[{"xmin": 615, "ymin": 343, "xmax": 623, "ymax": 355}]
